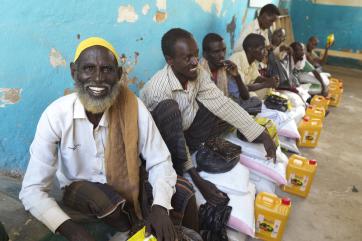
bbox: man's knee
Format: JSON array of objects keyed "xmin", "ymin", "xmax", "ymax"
[{"xmin": 151, "ymin": 99, "xmax": 182, "ymax": 124}]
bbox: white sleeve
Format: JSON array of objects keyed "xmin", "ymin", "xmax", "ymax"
[
  {"xmin": 19, "ymin": 111, "xmax": 70, "ymax": 233},
  {"xmin": 137, "ymin": 98, "xmax": 177, "ymax": 210}
]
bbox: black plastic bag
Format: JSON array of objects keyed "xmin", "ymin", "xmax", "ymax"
[
  {"xmin": 196, "ymin": 137, "xmax": 241, "ymax": 174},
  {"xmin": 199, "ymin": 202, "xmax": 232, "ymax": 241}
]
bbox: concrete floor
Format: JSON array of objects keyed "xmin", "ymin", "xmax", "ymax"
[
  {"xmin": 0, "ymin": 65, "xmax": 361, "ymax": 241},
  {"xmin": 282, "ymin": 65, "xmax": 362, "ymax": 241}
]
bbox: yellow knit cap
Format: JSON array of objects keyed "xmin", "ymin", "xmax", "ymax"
[{"xmin": 73, "ymin": 37, "xmax": 119, "ymax": 63}]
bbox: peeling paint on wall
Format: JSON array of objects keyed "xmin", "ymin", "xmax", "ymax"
[
  {"xmin": 227, "ymin": 15, "xmax": 236, "ymax": 49},
  {"xmin": 154, "ymin": 0, "xmax": 168, "ymax": 23},
  {"xmin": 0, "ymin": 88, "xmax": 22, "ymax": 108},
  {"xmin": 195, "ymin": 0, "xmax": 224, "ymax": 16},
  {"xmin": 156, "ymin": 0, "xmax": 167, "ymax": 11},
  {"xmin": 49, "ymin": 48, "xmax": 66, "ymax": 68},
  {"xmin": 117, "ymin": 5, "xmax": 138, "ymax": 23},
  {"xmin": 153, "ymin": 11, "xmax": 168, "ymax": 23},
  {"xmin": 142, "ymin": 4, "xmax": 150, "ymax": 15}
]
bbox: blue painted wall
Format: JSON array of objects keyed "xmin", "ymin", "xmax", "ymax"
[
  {"xmin": 289, "ymin": 0, "xmax": 362, "ymax": 52},
  {"xmin": 0, "ymin": 0, "xmax": 278, "ymax": 173}
]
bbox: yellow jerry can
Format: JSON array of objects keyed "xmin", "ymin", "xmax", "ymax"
[
  {"xmin": 329, "ymin": 77, "xmax": 343, "ymax": 89},
  {"xmin": 255, "ymin": 192, "xmax": 292, "ymax": 241},
  {"xmin": 128, "ymin": 227, "xmax": 157, "ymax": 241},
  {"xmin": 305, "ymin": 105, "xmax": 326, "ymax": 122},
  {"xmin": 282, "ymin": 155, "xmax": 318, "ymax": 197},
  {"xmin": 310, "ymin": 95, "xmax": 330, "ymax": 110},
  {"xmin": 297, "ymin": 116, "xmax": 323, "ymax": 148},
  {"xmin": 328, "ymin": 84, "xmax": 343, "ymax": 107}
]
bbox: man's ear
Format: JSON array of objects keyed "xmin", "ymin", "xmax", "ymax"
[
  {"xmin": 117, "ymin": 66, "xmax": 123, "ymax": 81},
  {"xmin": 70, "ymin": 62, "xmax": 76, "ymax": 80},
  {"xmin": 165, "ymin": 55, "xmax": 173, "ymax": 66}
]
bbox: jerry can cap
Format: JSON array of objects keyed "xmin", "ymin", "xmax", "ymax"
[
  {"xmin": 309, "ymin": 159, "xmax": 317, "ymax": 165},
  {"xmin": 281, "ymin": 197, "xmax": 291, "ymax": 205}
]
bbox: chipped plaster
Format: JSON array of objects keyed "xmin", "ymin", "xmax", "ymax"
[
  {"xmin": 142, "ymin": 4, "xmax": 150, "ymax": 15},
  {"xmin": 49, "ymin": 48, "xmax": 66, "ymax": 68},
  {"xmin": 195, "ymin": 0, "xmax": 224, "ymax": 16},
  {"xmin": 0, "ymin": 88, "xmax": 22, "ymax": 108},
  {"xmin": 153, "ymin": 11, "xmax": 168, "ymax": 23},
  {"xmin": 117, "ymin": 4, "xmax": 138, "ymax": 23},
  {"xmin": 156, "ymin": 0, "xmax": 167, "ymax": 11}
]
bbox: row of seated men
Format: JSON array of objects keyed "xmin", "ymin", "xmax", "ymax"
[{"xmin": 16, "ymin": 3, "xmax": 332, "ymax": 241}]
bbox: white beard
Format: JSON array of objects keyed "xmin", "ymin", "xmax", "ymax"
[{"xmin": 75, "ymin": 81, "xmax": 121, "ymax": 114}]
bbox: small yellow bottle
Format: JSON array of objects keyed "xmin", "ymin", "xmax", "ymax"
[
  {"xmin": 326, "ymin": 33, "xmax": 335, "ymax": 47},
  {"xmin": 328, "ymin": 84, "xmax": 343, "ymax": 107},
  {"xmin": 305, "ymin": 105, "xmax": 326, "ymax": 122},
  {"xmin": 297, "ymin": 116, "xmax": 323, "ymax": 148},
  {"xmin": 310, "ymin": 95, "xmax": 330, "ymax": 110},
  {"xmin": 255, "ymin": 192, "xmax": 292, "ymax": 241},
  {"xmin": 282, "ymin": 155, "xmax": 318, "ymax": 197},
  {"xmin": 128, "ymin": 227, "xmax": 157, "ymax": 241}
]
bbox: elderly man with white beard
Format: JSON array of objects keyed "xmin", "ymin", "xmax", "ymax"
[{"xmin": 19, "ymin": 37, "xmax": 198, "ymax": 241}]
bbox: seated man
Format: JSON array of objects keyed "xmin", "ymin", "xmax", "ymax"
[
  {"xmin": 19, "ymin": 37, "xmax": 197, "ymax": 241},
  {"xmin": 306, "ymin": 36, "xmax": 332, "ymax": 70},
  {"xmin": 270, "ymin": 28, "xmax": 293, "ymax": 60},
  {"xmin": 230, "ymin": 33, "xmax": 279, "ymax": 100},
  {"xmin": 200, "ymin": 33, "xmax": 262, "ymax": 115},
  {"xmin": 140, "ymin": 28, "xmax": 277, "ymax": 206},
  {"xmin": 234, "ymin": 4, "xmax": 280, "ymax": 52},
  {"xmin": 288, "ymin": 42, "xmax": 328, "ymax": 96}
]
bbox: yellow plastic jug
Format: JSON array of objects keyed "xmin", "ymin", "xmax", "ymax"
[
  {"xmin": 329, "ymin": 77, "xmax": 343, "ymax": 89},
  {"xmin": 326, "ymin": 33, "xmax": 335, "ymax": 47},
  {"xmin": 282, "ymin": 155, "xmax": 318, "ymax": 197},
  {"xmin": 328, "ymin": 84, "xmax": 343, "ymax": 107},
  {"xmin": 128, "ymin": 227, "xmax": 157, "ymax": 241},
  {"xmin": 310, "ymin": 95, "xmax": 330, "ymax": 111},
  {"xmin": 305, "ymin": 105, "xmax": 326, "ymax": 122},
  {"xmin": 255, "ymin": 192, "xmax": 292, "ymax": 241},
  {"xmin": 297, "ymin": 116, "xmax": 323, "ymax": 148}
]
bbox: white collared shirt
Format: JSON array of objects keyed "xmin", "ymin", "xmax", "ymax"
[
  {"xmin": 19, "ymin": 93, "xmax": 177, "ymax": 233},
  {"xmin": 234, "ymin": 18, "xmax": 272, "ymax": 52}
]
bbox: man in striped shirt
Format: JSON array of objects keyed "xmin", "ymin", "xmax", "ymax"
[{"xmin": 140, "ymin": 28, "xmax": 276, "ymax": 205}]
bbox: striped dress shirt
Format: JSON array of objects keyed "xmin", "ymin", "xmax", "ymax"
[{"xmin": 140, "ymin": 65, "xmax": 264, "ymax": 170}]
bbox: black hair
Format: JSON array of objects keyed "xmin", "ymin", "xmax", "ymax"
[
  {"xmin": 290, "ymin": 42, "xmax": 303, "ymax": 51},
  {"xmin": 243, "ymin": 33, "xmax": 265, "ymax": 51},
  {"xmin": 259, "ymin": 4, "xmax": 280, "ymax": 16},
  {"xmin": 161, "ymin": 28, "xmax": 194, "ymax": 58},
  {"xmin": 308, "ymin": 36, "xmax": 318, "ymax": 42},
  {"xmin": 202, "ymin": 33, "xmax": 224, "ymax": 52}
]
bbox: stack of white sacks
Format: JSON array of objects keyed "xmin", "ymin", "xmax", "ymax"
[{"xmin": 185, "ymin": 90, "xmax": 312, "ymax": 239}]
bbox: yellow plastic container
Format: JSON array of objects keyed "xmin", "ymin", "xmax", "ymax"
[
  {"xmin": 328, "ymin": 84, "xmax": 343, "ymax": 107},
  {"xmin": 329, "ymin": 77, "xmax": 343, "ymax": 89},
  {"xmin": 128, "ymin": 227, "xmax": 157, "ymax": 241},
  {"xmin": 255, "ymin": 192, "xmax": 292, "ymax": 241},
  {"xmin": 297, "ymin": 116, "xmax": 323, "ymax": 148},
  {"xmin": 326, "ymin": 33, "xmax": 335, "ymax": 47},
  {"xmin": 310, "ymin": 95, "xmax": 330, "ymax": 110},
  {"xmin": 305, "ymin": 105, "xmax": 326, "ymax": 122},
  {"xmin": 282, "ymin": 155, "xmax": 318, "ymax": 198}
]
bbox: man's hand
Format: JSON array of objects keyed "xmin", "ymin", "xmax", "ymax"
[
  {"xmin": 56, "ymin": 219, "xmax": 96, "ymax": 241},
  {"xmin": 257, "ymin": 130, "xmax": 277, "ymax": 163},
  {"xmin": 189, "ymin": 168, "xmax": 229, "ymax": 206},
  {"xmin": 264, "ymin": 76, "xmax": 279, "ymax": 88},
  {"xmin": 145, "ymin": 205, "xmax": 176, "ymax": 241},
  {"xmin": 223, "ymin": 60, "xmax": 239, "ymax": 78},
  {"xmin": 280, "ymin": 45, "xmax": 293, "ymax": 55}
]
